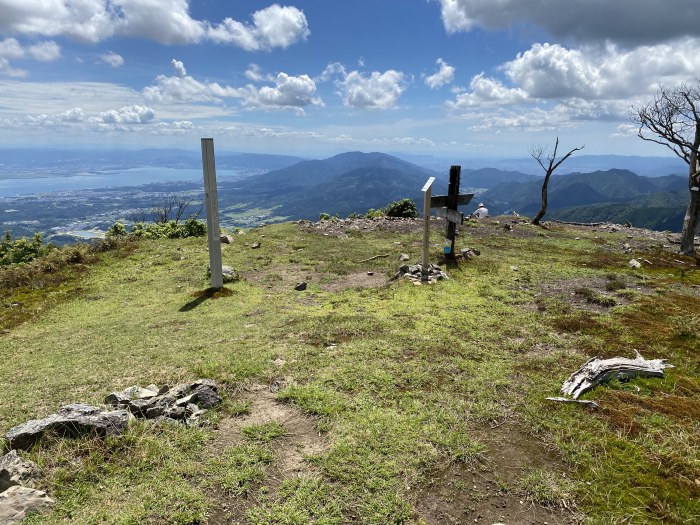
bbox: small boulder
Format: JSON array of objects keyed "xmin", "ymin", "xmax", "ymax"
[
  {"xmin": 105, "ymin": 386, "xmax": 158, "ymax": 407},
  {"xmin": 628, "ymin": 259, "xmax": 642, "ymax": 269},
  {"xmin": 294, "ymin": 282, "xmax": 307, "ymax": 291},
  {"xmin": 399, "ymin": 253, "xmax": 410, "ymax": 262},
  {"xmin": 220, "ymin": 234, "xmax": 234, "ymax": 244},
  {"xmin": 0, "ymin": 486, "xmax": 54, "ymax": 525},
  {"xmin": 251, "ymin": 242, "xmax": 261, "ymax": 249},
  {"xmin": 0, "ymin": 451, "xmax": 41, "ymax": 492}
]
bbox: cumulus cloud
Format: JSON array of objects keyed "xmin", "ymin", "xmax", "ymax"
[
  {"xmin": 0, "ymin": 37, "xmax": 60, "ymax": 76},
  {"xmin": 502, "ymin": 40, "xmax": 700, "ymax": 100},
  {"xmin": 437, "ymin": 0, "xmax": 700, "ymax": 45},
  {"xmin": 448, "ymin": 73, "xmax": 528, "ymax": 108},
  {"xmin": 143, "ymin": 59, "xmax": 321, "ymax": 113},
  {"xmin": 93, "ymin": 104, "xmax": 155, "ymax": 125},
  {"xmin": 27, "ymin": 41, "xmax": 61, "ymax": 61},
  {"xmin": 208, "ymin": 4, "xmax": 309, "ymax": 50},
  {"xmin": 321, "ymin": 63, "xmax": 406, "ymax": 109},
  {"xmin": 425, "ymin": 58, "xmax": 454, "ymax": 89},
  {"xmin": 0, "ymin": 1, "xmax": 309, "ymax": 49},
  {"xmin": 243, "ymin": 72, "xmax": 322, "ymax": 112},
  {"xmin": 143, "ymin": 59, "xmax": 244, "ymax": 104},
  {"xmin": 99, "ymin": 51, "xmax": 124, "ymax": 68}
]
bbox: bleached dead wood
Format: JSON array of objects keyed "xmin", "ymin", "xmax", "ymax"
[
  {"xmin": 357, "ymin": 254, "xmax": 389, "ymax": 263},
  {"xmin": 546, "ymin": 397, "xmax": 600, "ymax": 408},
  {"xmin": 561, "ymin": 350, "xmax": 673, "ymax": 399}
]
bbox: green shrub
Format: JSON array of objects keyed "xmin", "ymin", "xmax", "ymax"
[
  {"xmin": 0, "ymin": 231, "xmax": 54, "ymax": 266},
  {"xmin": 129, "ymin": 219, "xmax": 207, "ymax": 239},
  {"xmin": 383, "ymin": 199, "xmax": 418, "ymax": 218},
  {"xmin": 106, "ymin": 222, "xmax": 128, "ymax": 238},
  {"xmin": 365, "ymin": 208, "xmax": 385, "ymax": 218}
]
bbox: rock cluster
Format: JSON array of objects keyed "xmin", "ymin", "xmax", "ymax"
[
  {"xmin": 394, "ymin": 263, "xmax": 448, "ymax": 284},
  {"xmin": 0, "ymin": 451, "xmax": 54, "ymax": 524},
  {"xmin": 1, "ymin": 379, "xmax": 221, "ymax": 523},
  {"xmin": 6, "ymin": 404, "xmax": 130, "ymax": 451},
  {"xmin": 5, "ymin": 379, "xmax": 221, "ymax": 451},
  {"xmin": 103, "ymin": 379, "xmax": 221, "ymax": 427}
]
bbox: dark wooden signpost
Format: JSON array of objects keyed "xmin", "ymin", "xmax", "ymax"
[{"xmin": 430, "ymin": 165, "xmax": 473, "ymax": 258}]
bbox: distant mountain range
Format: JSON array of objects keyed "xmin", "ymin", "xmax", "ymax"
[
  {"xmin": 217, "ymin": 151, "xmax": 449, "ymax": 219},
  {"xmin": 0, "ymin": 148, "xmax": 695, "ymax": 237}
]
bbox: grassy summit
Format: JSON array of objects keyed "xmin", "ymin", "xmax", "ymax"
[{"xmin": 1, "ymin": 217, "xmax": 699, "ymax": 524}]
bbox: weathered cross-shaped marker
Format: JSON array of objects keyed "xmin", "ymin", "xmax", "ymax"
[
  {"xmin": 201, "ymin": 138, "xmax": 223, "ymax": 289},
  {"xmin": 430, "ymin": 165, "xmax": 473, "ymax": 257}
]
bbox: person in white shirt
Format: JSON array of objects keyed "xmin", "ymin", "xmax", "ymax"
[{"xmin": 471, "ymin": 203, "xmax": 489, "ymax": 219}]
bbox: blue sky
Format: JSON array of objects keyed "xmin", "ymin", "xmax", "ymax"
[{"xmin": 1, "ymin": 0, "xmax": 699, "ymax": 158}]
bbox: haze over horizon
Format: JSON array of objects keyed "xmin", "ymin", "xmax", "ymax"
[{"xmin": 1, "ymin": 1, "xmax": 699, "ymax": 158}]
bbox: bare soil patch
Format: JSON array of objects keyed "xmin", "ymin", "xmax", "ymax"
[
  {"xmin": 416, "ymin": 424, "xmax": 581, "ymax": 525},
  {"xmin": 535, "ymin": 276, "xmax": 633, "ymax": 312},
  {"xmin": 205, "ymin": 383, "xmax": 328, "ymax": 525},
  {"xmin": 319, "ymin": 271, "xmax": 390, "ymax": 292}
]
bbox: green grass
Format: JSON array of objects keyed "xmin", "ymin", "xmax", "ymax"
[{"xmin": 2, "ymin": 219, "xmax": 699, "ymax": 524}]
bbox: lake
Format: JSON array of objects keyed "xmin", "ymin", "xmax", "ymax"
[{"xmin": 0, "ymin": 167, "xmax": 244, "ymax": 198}]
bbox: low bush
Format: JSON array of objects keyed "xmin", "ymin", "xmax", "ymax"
[
  {"xmin": 384, "ymin": 198, "xmax": 418, "ymax": 218},
  {"xmin": 0, "ymin": 231, "xmax": 54, "ymax": 266}
]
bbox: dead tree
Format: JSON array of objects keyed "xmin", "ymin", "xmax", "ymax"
[
  {"xmin": 633, "ymin": 84, "xmax": 700, "ymax": 256},
  {"xmin": 530, "ymin": 137, "xmax": 584, "ymax": 225}
]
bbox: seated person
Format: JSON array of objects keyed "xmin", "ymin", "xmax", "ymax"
[{"xmin": 471, "ymin": 203, "xmax": 489, "ymax": 219}]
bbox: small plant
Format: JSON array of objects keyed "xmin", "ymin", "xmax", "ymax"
[
  {"xmin": 106, "ymin": 222, "xmax": 127, "ymax": 238},
  {"xmin": 242, "ymin": 421, "xmax": 287, "ymax": 443},
  {"xmin": 0, "ymin": 231, "xmax": 54, "ymax": 266},
  {"xmin": 383, "ymin": 198, "xmax": 418, "ymax": 218},
  {"xmin": 365, "ymin": 208, "xmax": 385, "ymax": 218}
]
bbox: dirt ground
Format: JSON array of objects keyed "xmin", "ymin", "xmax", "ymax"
[
  {"xmin": 415, "ymin": 424, "xmax": 581, "ymax": 525},
  {"xmin": 205, "ymin": 383, "xmax": 328, "ymax": 525}
]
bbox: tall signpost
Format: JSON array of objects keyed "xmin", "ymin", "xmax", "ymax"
[
  {"xmin": 201, "ymin": 138, "xmax": 223, "ymax": 289},
  {"xmin": 430, "ymin": 166, "xmax": 473, "ymax": 259},
  {"xmin": 421, "ymin": 176, "xmax": 436, "ymax": 280}
]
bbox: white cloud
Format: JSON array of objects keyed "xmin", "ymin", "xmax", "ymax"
[
  {"xmin": 245, "ymin": 63, "xmax": 266, "ymax": 82},
  {"xmin": 242, "ymin": 72, "xmax": 322, "ymax": 113},
  {"xmin": 0, "ymin": 37, "xmax": 60, "ymax": 76},
  {"xmin": 143, "ymin": 59, "xmax": 244, "ymax": 104},
  {"xmin": 204, "ymin": 4, "xmax": 309, "ymax": 50},
  {"xmin": 502, "ymin": 40, "xmax": 700, "ymax": 101},
  {"xmin": 0, "ymin": 38, "xmax": 24, "ymax": 60},
  {"xmin": 321, "ymin": 63, "xmax": 406, "ymax": 109},
  {"xmin": 0, "ymin": 1, "xmax": 309, "ymax": 49},
  {"xmin": 143, "ymin": 59, "xmax": 321, "ymax": 113},
  {"xmin": 437, "ymin": 0, "xmax": 700, "ymax": 45},
  {"xmin": 425, "ymin": 58, "xmax": 454, "ymax": 89},
  {"xmin": 27, "ymin": 41, "xmax": 61, "ymax": 61},
  {"xmin": 93, "ymin": 105, "xmax": 155, "ymax": 125},
  {"xmin": 99, "ymin": 51, "xmax": 124, "ymax": 68},
  {"xmin": 448, "ymin": 73, "xmax": 528, "ymax": 108}
]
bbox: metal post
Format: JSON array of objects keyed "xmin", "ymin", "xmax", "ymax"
[
  {"xmin": 421, "ymin": 177, "xmax": 435, "ymax": 278},
  {"xmin": 445, "ymin": 165, "xmax": 461, "ymax": 258},
  {"xmin": 201, "ymin": 138, "xmax": 223, "ymax": 289}
]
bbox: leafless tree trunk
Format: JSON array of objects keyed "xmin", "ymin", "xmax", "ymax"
[
  {"xmin": 634, "ymin": 84, "xmax": 700, "ymax": 256},
  {"xmin": 530, "ymin": 137, "xmax": 584, "ymax": 225}
]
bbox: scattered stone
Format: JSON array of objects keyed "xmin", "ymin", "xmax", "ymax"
[
  {"xmin": 628, "ymin": 259, "xmax": 642, "ymax": 269},
  {"xmin": 5, "ymin": 379, "xmax": 222, "ymax": 450},
  {"xmin": 503, "ymin": 224, "xmax": 513, "ymax": 231},
  {"xmin": 394, "ymin": 263, "xmax": 448, "ymax": 283},
  {"xmin": 251, "ymin": 242, "xmax": 261, "ymax": 249},
  {"xmin": 367, "ymin": 271, "xmax": 374, "ymax": 276},
  {"xmin": 459, "ymin": 248, "xmax": 481, "ymax": 259},
  {"xmin": 294, "ymin": 282, "xmax": 307, "ymax": 291},
  {"xmin": 399, "ymin": 253, "xmax": 410, "ymax": 262},
  {"xmin": 0, "ymin": 486, "xmax": 54, "ymax": 524},
  {"xmin": 105, "ymin": 386, "xmax": 158, "ymax": 407},
  {"xmin": 623, "ymin": 242, "xmax": 632, "ymax": 253},
  {"xmin": 0, "ymin": 451, "xmax": 41, "ymax": 492},
  {"xmin": 191, "ymin": 378, "xmax": 217, "ymax": 391},
  {"xmin": 222, "ymin": 265, "xmax": 239, "ymax": 283},
  {"xmin": 6, "ymin": 404, "xmax": 130, "ymax": 451},
  {"xmin": 575, "ymin": 237, "xmax": 581, "ymax": 240},
  {"xmin": 510, "ymin": 266, "xmax": 519, "ymax": 272},
  {"xmin": 220, "ymin": 234, "xmax": 234, "ymax": 244}
]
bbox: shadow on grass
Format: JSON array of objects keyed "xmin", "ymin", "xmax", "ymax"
[{"xmin": 179, "ymin": 287, "xmax": 234, "ymax": 312}]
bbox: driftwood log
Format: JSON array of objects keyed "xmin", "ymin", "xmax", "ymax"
[{"xmin": 561, "ymin": 351, "xmax": 673, "ymax": 399}]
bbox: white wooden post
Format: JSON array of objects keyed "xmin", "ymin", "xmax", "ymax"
[
  {"xmin": 421, "ymin": 177, "xmax": 436, "ymax": 277},
  {"xmin": 201, "ymin": 138, "xmax": 223, "ymax": 289}
]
